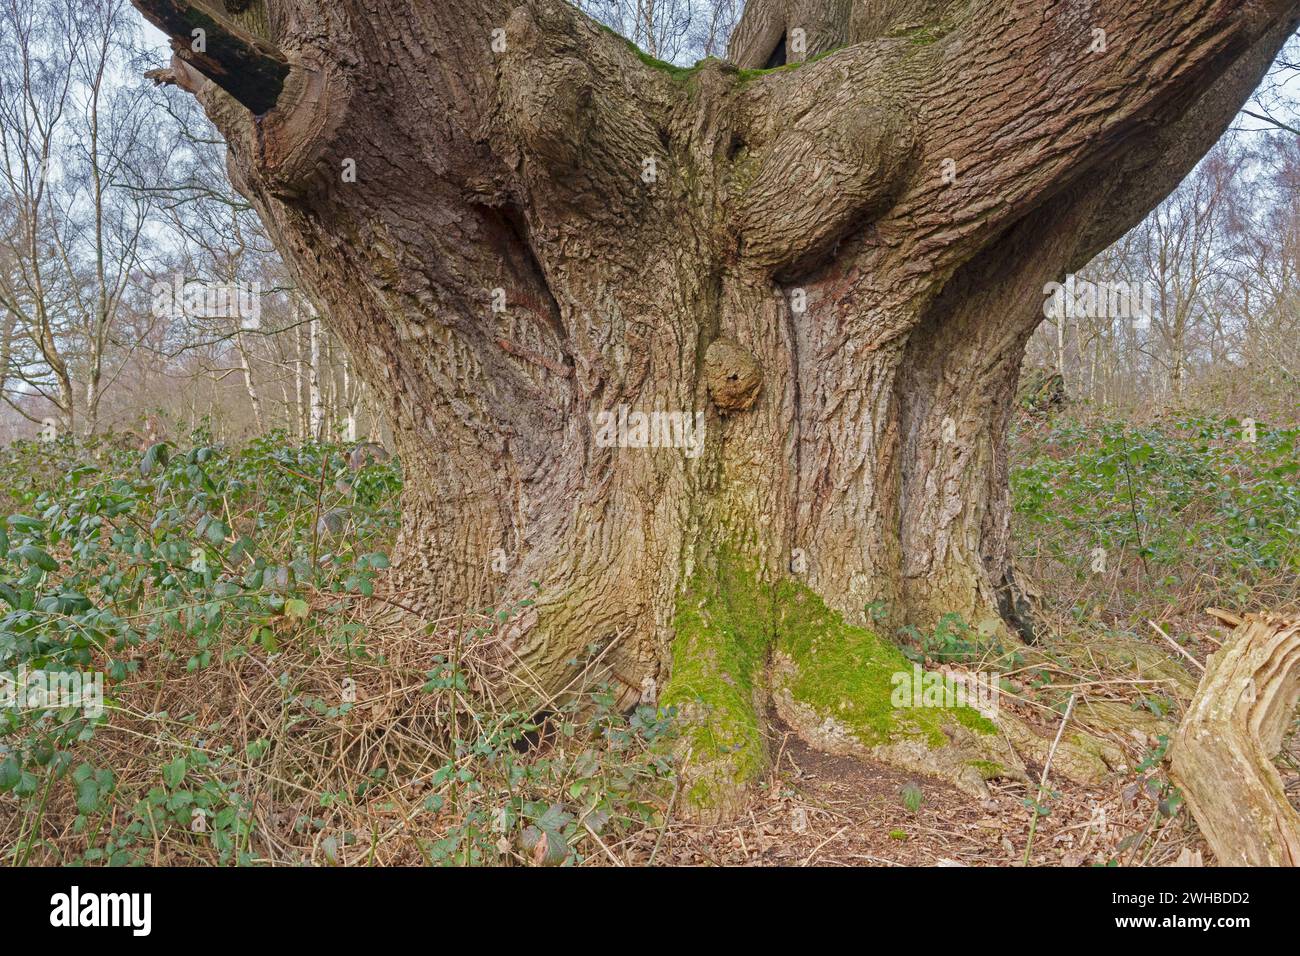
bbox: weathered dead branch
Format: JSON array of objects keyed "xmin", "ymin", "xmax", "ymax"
[{"xmin": 1169, "ymin": 613, "xmax": 1300, "ymax": 866}]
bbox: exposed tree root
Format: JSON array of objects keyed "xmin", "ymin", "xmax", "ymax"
[
  {"xmin": 768, "ymin": 587, "xmax": 1025, "ymax": 802},
  {"xmin": 659, "ymin": 553, "xmax": 1200, "ymax": 821},
  {"xmin": 663, "ymin": 554, "xmax": 1035, "ymax": 820},
  {"xmin": 1048, "ymin": 638, "xmax": 1201, "ymax": 702},
  {"xmin": 998, "ymin": 714, "xmax": 1124, "ymax": 786},
  {"xmin": 773, "ymin": 669, "xmax": 1026, "ymax": 800}
]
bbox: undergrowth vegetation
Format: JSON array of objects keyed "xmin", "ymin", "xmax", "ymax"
[
  {"xmin": 0, "ymin": 432, "xmax": 674, "ymax": 865},
  {"xmin": 0, "ymin": 411, "xmax": 1293, "ymax": 865},
  {"xmin": 1012, "ymin": 413, "xmax": 1299, "ymax": 628}
]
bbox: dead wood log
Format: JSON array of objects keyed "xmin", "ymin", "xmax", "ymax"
[{"xmin": 1168, "ymin": 613, "xmax": 1300, "ymax": 866}]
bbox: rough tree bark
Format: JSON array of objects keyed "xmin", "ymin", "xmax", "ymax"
[{"xmin": 133, "ymin": 0, "xmax": 1300, "ymax": 816}]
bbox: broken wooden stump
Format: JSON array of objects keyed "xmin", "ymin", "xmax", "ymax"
[{"xmin": 1168, "ymin": 612, "xmax": 1300, "ymax": 866}]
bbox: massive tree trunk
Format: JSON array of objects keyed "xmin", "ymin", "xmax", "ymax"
[{"xmin": 134, "ymin": 0, "xmax": 1300, "ymax": 816}]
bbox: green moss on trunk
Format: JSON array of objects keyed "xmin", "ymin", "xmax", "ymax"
[
  {"xmin": 661, "ymin": 551, "xmax": 1001, "ymax": 816},
  {"xmin": 773, "ymin": 581, "xmax": 996, "ymax": 748},
  {"xmin": 660, "ymin": 556, "xmax": 772, "ymax": 812}
]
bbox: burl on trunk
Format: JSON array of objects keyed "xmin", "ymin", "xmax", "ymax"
[{"xmin": 134, "ymin": 0, "xmax": 1300, "ymax": 817}]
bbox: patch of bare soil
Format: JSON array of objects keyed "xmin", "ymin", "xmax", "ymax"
[{"xmin": 632, "ymin": 719, "xmax": 1207, "ymax": 867}]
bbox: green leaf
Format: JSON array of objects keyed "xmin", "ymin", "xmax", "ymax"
[
  {"xmin": 140, "ymin": 442, "xmax": 170, "ymax": 477},
  {"xmin": 284, "ymin": 599, "xmax": 310, "ymax": 619},
  {"xmin": 76, "ymin": 778, "xmax": 102, "ymax": 814},
  {"xmin": 163, "ymin": 757, "xmax": 187, "ymax": 789},
  {"xmin": 258, "ymin": 627, "xmax": 279, "ymax": 653},
  {"xmin": 15, "ymin": 545, "xmax": 57, "ymax": 572},
  {"xmin": 0, "ymin": 582, "xmax": 22, "ymax": 608}
]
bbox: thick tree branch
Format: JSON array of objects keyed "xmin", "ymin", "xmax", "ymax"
[
  {"xmin": 1070, "ymin": 15, "xmax": 1300, "ymax": 269},
  {"xmin": 729, "ymin": 0, "xmax": 959, "ymax": 67},
  {"xmin": 728, "ymin": 48, "xmax": 918, "ymax": 279},
  {"xmin": 131, "ymin": 0, "xmax": 289, "ymax": 114},
  {"xmin": 722, "ymin": 0, "xmax": 1300, "ymax": 299}
]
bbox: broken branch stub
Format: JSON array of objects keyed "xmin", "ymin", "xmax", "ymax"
[
  {"xmin": 1169, "ymin": 613, "xmax": 1300, "ymax": 866},
  {"xmin": 132, "ymin": 0, "xmax": 289, "ymax": 114}
]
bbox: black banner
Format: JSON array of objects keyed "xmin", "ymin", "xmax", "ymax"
[{"xmin": 0, "ymin": 864, "xmax": 1277, "ymax": 943}]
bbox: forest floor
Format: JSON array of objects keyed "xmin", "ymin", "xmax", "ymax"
[
  {"xmin": 0, "ymin": 408, "xmax": 1295, "ymax": 866},
  {"xmin": 642, "ymin": 719, "xmax": 1206, "ymax": 867}
]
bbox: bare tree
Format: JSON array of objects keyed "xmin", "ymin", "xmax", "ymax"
[
  {"xmin": 572, "ymin": 0, "xmax": 697, "ymax": 61},
  {"xmin": 0, "ymin": 0, "xmax": 167, "ymax": 436}
]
